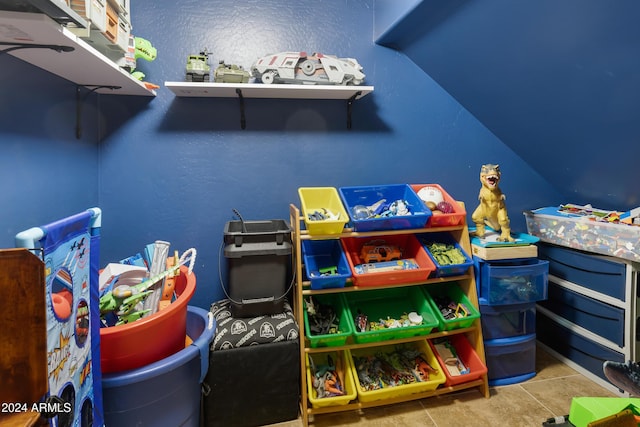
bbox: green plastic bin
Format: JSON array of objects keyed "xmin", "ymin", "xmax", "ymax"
[
  {"xmin": 344, "ymin": 287, "xmax": 439, "ymax": 344},
  {"xmin": 423, "ymin": 283, "xmax": 481, "ymax": 331},
  {"xmin": 304, "ymin": 293, "xmax": 353, "ymax": 348}
]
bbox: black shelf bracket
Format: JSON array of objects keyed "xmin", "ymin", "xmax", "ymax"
[
  {"xmin": 0, "ymin": 41, "xmax": 75, "ymax": 55},
  {"xmin": 235, "ymin": 88, "xmax": 246, "ymax": 129},
  {"xmin": 76, "ymin": 85, "xmax": 121, "ymax": 139},
  {"xmin": 347, "ymin": 91, "xmax": 362, "ymax": 130}
]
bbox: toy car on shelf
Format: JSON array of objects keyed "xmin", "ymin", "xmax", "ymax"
[
  {"xmin": 186, "ymin": 50, "xmax": 211, "ymax": 82},
  {"xmin": 214, "ymin": 60, "xmax": 251, "ymax": 83},
  {"xmin": 250, "ymin": 51, "xmax": 365, "ymax": 85},
  {"xmin": 360, "ymin": 240, "xmax": 402, "ymax": 263}
]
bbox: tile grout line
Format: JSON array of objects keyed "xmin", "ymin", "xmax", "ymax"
[
  {"xmin": 418, "ymin": 399, "xmax": 440, "ymax": 427},
  {"xmin": 516, "ymin": 379, "xmax": 577, "ymax": 419}
]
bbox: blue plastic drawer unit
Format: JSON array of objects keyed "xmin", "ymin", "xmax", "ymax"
[
  {"xmin": 475, "ymin": 257, "xmax": 549, "ymax": 305},
  {"xmin": 538, "ymin": 244, "xmax": 627, "ymax": 301},
  {"xmin": 538, "ymin": 281, "xmax": 625, "ymax": 347},
  {"xmin": 479, "ymin": 303, "xmax": 536, "ymax": 341},
  {"xmin": 484, "ymin": 334, "xmax": 536, "ymax": 386},
  {"xmin": 537, "ymin": 312, "xmax": 625, "ymax": 385}
]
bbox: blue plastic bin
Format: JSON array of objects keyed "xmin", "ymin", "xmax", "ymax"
[
  {"xmin": 418, "ymin": 232, "xmax": 473, "ymax": 277},
  {"xmin": 339, "ymin": 184, "xmax": 431, "ymax": 231},
  {"xmin": 302, "ymin": 239, "xmax": 351, "ymax": 290},
  {"xmin": 475, "ymin": 257, "xmax": 549, "ymax": 305},
  {"xmin": 102, "ymin": 306, "xmax": 215, "ymax": 427}
]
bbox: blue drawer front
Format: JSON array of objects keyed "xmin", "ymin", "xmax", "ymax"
[
  {"xmin": 480, "ymin": 303, "xmax": 536, "ymax": 340},
  {"xmin": 537, "ymin": 312, "xmax": 624, "ymax": 384},
  {"xmin": 538, "ymin": 281, "xmax": 624, "ymax": 347},
  {"xmin": 476, "ymin": 257, "xmax": 549, "ymax": 305},
  {"xmin": 538, "ymin": 244, "xmax": 626, "ymax": 301},
  {"xmin": 484, "ymin": 334, "xmax": 536, "ymax": 381}
]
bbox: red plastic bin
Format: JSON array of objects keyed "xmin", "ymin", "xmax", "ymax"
[
  {"xmin": 429, "ymin": 334, "xmax": 488, "ymax": 387},
  {"xmin": 411, "ymin": 184, "xmax": 466, "ymax": 227},
  {"xmin": 100, "ymin": 266, "xmax": 196, "ymax": 373},
  {"xmin": 341, "ymin": 234, "xmax": 435, "ymax": 287}
]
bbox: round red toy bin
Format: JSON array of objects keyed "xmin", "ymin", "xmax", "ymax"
[{"xmin": 100, "ymin": 265, "xmax": 196, "ymax": 374}]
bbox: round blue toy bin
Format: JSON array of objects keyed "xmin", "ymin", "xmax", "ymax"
[{"xmin": 102, "ymin": 306, "xmax": 215, "ymax": 427}]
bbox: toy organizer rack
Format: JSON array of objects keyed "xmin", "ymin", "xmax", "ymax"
[{"xmin": 289, "ymin": 203, "xmax": 490, "ymax": 426}]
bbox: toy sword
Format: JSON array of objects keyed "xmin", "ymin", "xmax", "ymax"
[{"xmin": 100, "ymin": 248, "xmax": 196, "ymax": 324}]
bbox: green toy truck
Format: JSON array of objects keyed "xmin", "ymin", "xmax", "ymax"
[
  {"xmin": 214, "ymin": 60, "xmax": 250, "ymax": 83},
  {"xmin": 186, "ymin": 50, "xmax": 211, "ymax": 82}
]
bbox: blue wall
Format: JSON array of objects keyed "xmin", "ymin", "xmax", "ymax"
[
  {"xmin": 1, "ymin": 0, "xmax": 563, "ymax": 309},
  {"xmin": 378, "ymin": 0, "xmax": 640, "ymax": 209}
]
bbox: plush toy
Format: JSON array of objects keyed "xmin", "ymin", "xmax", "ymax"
[{"xmin": 471, "ymin": 164, "xmax": 515, "ymax": 242}]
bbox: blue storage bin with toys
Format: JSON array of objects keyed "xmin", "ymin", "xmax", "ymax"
[
  {"xmin": 302, "ymin": 239, "xmax": 351, "ymax": 290},
  {"xmin": 474, "ymin": 257, "xmax": 549, "ymax": 305},
  {"xmin": 423, "ymin": 283, "xmax": 481, "ymax": 331},
  {"xmin": 338, "ymin": 184, "xmax": 431, "ymax": 231},
  {"xmin": 418, "ymin": 232, "xmax": 473, "ymax": 277}
]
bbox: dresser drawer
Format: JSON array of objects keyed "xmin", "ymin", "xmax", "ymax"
[
  {"xmin": 537, "ymin": 312, "xmax": 624, "ymax": 384},
  {"xmin": 538, "ymin": 244, "xmax": 627, "ymax": 301},
  {"xmin": 538, "ymin": 281, "xmax": 625, "ymax": 347}
]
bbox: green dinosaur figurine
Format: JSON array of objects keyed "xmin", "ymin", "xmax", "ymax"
[{"xmin": 130, "ymin": 36, "xmax": 157, "ymax": 81}]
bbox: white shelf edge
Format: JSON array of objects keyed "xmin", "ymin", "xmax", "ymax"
[
  {"xmin": 0, "ymin": 10, "xmax": 156, "ymax": 97},
  {"xmin": 164, "ymin": 81, "xmax": 374, "ymax": 100}
]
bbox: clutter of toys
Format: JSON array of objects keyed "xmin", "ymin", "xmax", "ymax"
[{"xmin": 4, "ymin": 162, "xmax": 640, "ymax": 427}]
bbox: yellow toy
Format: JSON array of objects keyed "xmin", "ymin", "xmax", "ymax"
[{"xmin": 471, "ymin": 164, "xmax": 515, "ymax": 242}]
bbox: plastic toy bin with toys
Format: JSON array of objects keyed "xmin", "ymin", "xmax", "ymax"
[
  {"xmin": 102, "ymin": 306, "xmax": 215, "ymax": 427},
  {"xmin": 298, "ymin": 187, "xmax": 349, "ymax": 235},
  {"xmin": 304, "ymin": 293, "xmax": 353, "ymax": 348},
  {"xmin": 302, "ymin": 239, "xmax": 351, "ymax": 290},
  {"xmin": 422, "ymin": 283, "xmax": 481, "ymax": 331},
  {"xmin": 340, "ymin": 234, "xmax": 436, "ymax": 287},
  {"xmin": 428, "ymin": 334, "xmax": 488, "ymax": 387},
  {"xmin": 100, "ymin": 264, "xmax": 196, "ymax": 374},
  {"xmin": 338, "ymin": 184, "xmax": 431, "ymax": 232},
  {"xmin": 348, "ymin": 340, "xmax": 446, "ymax": 402},
  {"xmin": 474, "ymin": 257, "xmax": 549, "ymax": 305},
  {"xmin": 306, "ymin": 350, "xmax": 358, "ymax": 408},
  {"xmin": 343, "ymin": 286, "xmax": 439, "ymax": 344},
  {"xmin": 524, "ymin": 205, "xmax": 640, "ymax": 263},
  {"xmin": 411, "ymin": 184, "xmax": 466, "ymax": 227},
  {"xmin": 418, "ymin": 232, "xmax": 473, "ymax": 277}
]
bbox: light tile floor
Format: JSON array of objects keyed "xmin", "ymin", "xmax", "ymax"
[{"xmin": 268, "ymin": 344, "xmax": 619, "ymax": 427}]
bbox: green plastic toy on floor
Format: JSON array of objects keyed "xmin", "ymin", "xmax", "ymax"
[{"xmin": 603, "ymin": 360, "xmax": 640, "ymax": 396}]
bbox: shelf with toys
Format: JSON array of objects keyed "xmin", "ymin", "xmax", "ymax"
[
  {"xmin": 0, "ymin": 10, "xmax": 156, "ymax": 97},
  {"xmin": 165, "ymin": 81, "xmax": 373, "ymax": 100},
  {"xmin": 289, "ymin": 184, "xmax": 490, "ymax": 426},
  {"xmin": 164, "ymin": 81, "xmax": 373, "ymax": 130},
  {"xmin": 166, "ymin": 49, "xmax": 373, "ymax": 128}
]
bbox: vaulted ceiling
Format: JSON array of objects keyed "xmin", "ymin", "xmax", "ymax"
[{"xmin": 375, "ymin": 0, "xmax": 640, "ymax": 209}]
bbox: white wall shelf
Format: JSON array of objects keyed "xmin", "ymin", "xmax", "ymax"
[
  {"xmin": 164, "ymin": 81, "xmax": 373, "ymax": 100},
  {"xmin": 0, "ymin": 10, "xmax": 156, "ymax": 97},
  {"xmin": 165, "ymin": 82, "xmax": 374, "ymax": 129}
]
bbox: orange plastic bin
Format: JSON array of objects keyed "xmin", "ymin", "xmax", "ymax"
[{"xmin": 100, "ymin": 265, "xmax": 196, "ymax": 374}]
